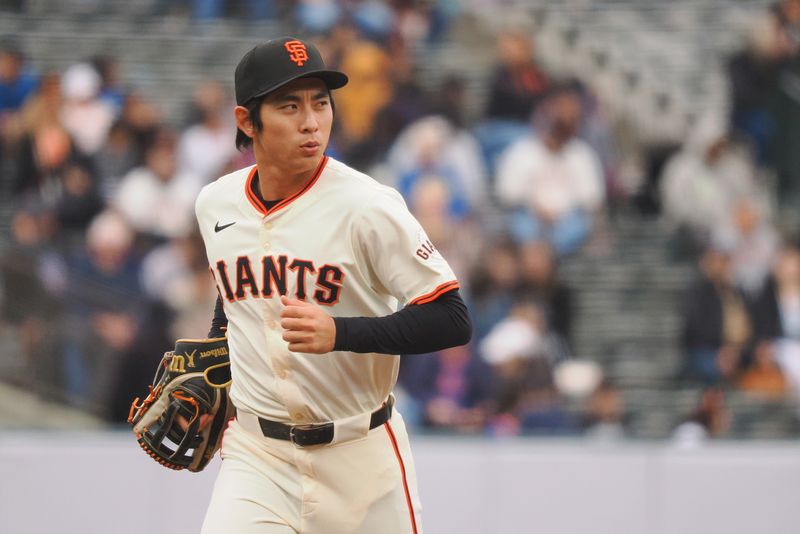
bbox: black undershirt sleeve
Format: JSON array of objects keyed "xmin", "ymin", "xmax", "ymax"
[
  {"xmin": 207, "ymin": 289, "xmax": 472, "ymax": 354},
  {"xmin": 333, "ymin": 289, "xmax": 472, "ymax": 355},
  {"xmin": 208, "ymin": 295, "xmax": 228, "ymax": 338}
]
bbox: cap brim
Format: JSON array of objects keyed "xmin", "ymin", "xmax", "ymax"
[{"xmin": 248, "ymin": 69, "xmax": 349, "ymax": 103}]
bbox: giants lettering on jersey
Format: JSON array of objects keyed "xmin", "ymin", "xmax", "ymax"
[{"xmin": 214, "ymin": 255, "xmax": 345, "ymax": 306}]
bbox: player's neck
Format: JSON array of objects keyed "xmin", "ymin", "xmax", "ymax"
[{"xmin": 255, "ymin": 158, "xmax": 322, "ymax": 201}]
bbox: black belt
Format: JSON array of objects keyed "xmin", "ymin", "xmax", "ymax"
[{"xmin": 255, "ymin": 400, "xmax": 393, "ymax": 447}]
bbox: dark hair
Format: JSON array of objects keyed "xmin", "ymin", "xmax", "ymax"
[
  {"xmin": 234, "ymin": 87, "xmax": 335, "ymax": 152},
  {"xmin": 236, "ymin": 97, "xmax": 265, "ymax": 152}
]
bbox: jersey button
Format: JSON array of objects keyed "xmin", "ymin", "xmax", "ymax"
[
  {"xmin": 264, "ymin": 221, "xmax": 273, "ymax": 230},
  {"xmin": 277, "ymin": 369, "xmax": 288, "ymax": 379},
  {"xmin": 263, "ymin": 242, "xmax": 271, "ymax": 250},
  {"xmin": 293, "ymin": 412, "xmax": 305, "ymax": 421}
]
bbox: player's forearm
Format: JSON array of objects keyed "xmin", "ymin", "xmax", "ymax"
[
  {"xmin": 332, "ymin": 289, "xmax": 472, "ymax": 355},
  {"xmin": 207, "ymin": 290, "xmax": 473, "ymax": 354}
]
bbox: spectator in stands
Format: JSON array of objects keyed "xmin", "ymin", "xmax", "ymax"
[
  {"xmin": 467, "ymin": 238, "xmax": 520, "ymax": 341},
  {"xmin": 177, "ymin": 80, "xmax": 236, "ymax": 184},
  {"xmin": 313, "ymin": 20, "xmax": 361, "ymax": 71},
  {"xmin": 480, "ymin": 302, "xmax": 549, "ymax": 370},
  {"xmin": 140, "ymin": 231, "xmax": 217, "ymax": 339},
  {"xmin": 580, "ymin": 379, "xmax": 627, "ymax": 440},
  {"xmin": 496, "ymin": 84, "xmax": 605, "ymax": 256},
  {"xmin": 473, "ymin": 29, "xmax": 548, "ymax": 176},
  {"xmin": 480, "ymin": 300, "xmax": 572, "ymax": 435},
  {"xmin": 0, "ymin": 41, "xmax": 38, "ymax": 114},
  {"xmin": 118, "ymin": 92, "xmax": 162, "ymax": 163},
  {"xmin": 113, "ymin": 129, "xmax": 200, "ymax": 240},
  {"xmin": 579, "ymin": 87, "xmax": 624, "ymax": 203},
  {"xmin": 355, "ymin": 48, "xmax": 430, "ymax": 169},
  {"xmin": 672, "ymin": 387, "xmax": 731, "ymax": 446},
  {"xmin": 59, "ymin": 62, "xmax": 115, "ymax": 157},
  {"xmin": 386, "ymin": 115, "xmax": 487, "ymax": 219},
  {"xmin": 485, "ymin": 29, "xmax": 549, "ymax": 122},
  {"xmin": 92, "ymin": 120, "xmax": 139, "ymax": 202},
  {"xmin": 331, "ymin": 39, "xmax": 393, "ymax": 162},
  {"xmin": 63, "ymin": 210, "xmax": 143, "ymax": 409},
  {"xmin": 0, "ymin": 206, "xmax": 61, "ymax": 325},
  {"xmin": 516, "ymin": 382, "xmax": 574, "ymax": 435},
  {"xmin": 711, "ymin": 196, "xmax": 779, "ymax": 297},
  {"xmin": 681, "ymin": 244, "xmax": 754, "ymax": 384},
  {"xmin": 0, "ymin": 205, "xmax": 65, "ymax": 392},
  {"xmin": 11, "ymin": 72, "xmax": 74, "ymax": 198},
  {"xmin": 107, "ymin": 299, "xmax": 173, "ymax": 423},
  {"xmin": 0, "ymin": 41, "xmax": 38, "ymax": 162},
  {"xmin": 399, "ymin": 345, "xmax": 491, "ymax": 433},
  {"xmin": 766, "ymin": 0, "xmax": 800, "ymax": 222},
  {"xmin": 660, "ymin": 114, "xmax": 760, "ymax": 260},
  {"xmin": 429, "ymin": 74, "xmax": 468, "ymax": 130},
  {"xmin": 517, "ymin": 240, "xmax": 572, "ymax": 345},
  {"xmin": 728, "ymin": 6, "xmax": 793, "ymax": 162},
  {"xmin": 751, "ymin": 242, "xmax": 800, "ymax": 395},
  {"xmin": 481, "ymin": 299, "xmax": 569, "ymax": 368},
  {"xmin": 90, "ymin": 55, "xmax": 125, "ymax": 114},
  {"xmin": 53, "ymin": 161, "xmax": 104, "ymax": 244},
  {"xmin": 404, "ymin": 176, "xmax": 482, "ymax": 282}
]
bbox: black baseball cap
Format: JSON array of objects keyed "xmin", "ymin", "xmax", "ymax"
[{"xmin": 234, "ymin": 37, "xmax": 348, "ymax": 106}]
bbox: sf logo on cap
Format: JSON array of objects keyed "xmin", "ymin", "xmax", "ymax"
[{"xmin": 284, "ymin": 40, "xmax": 308, "ymax": 67}]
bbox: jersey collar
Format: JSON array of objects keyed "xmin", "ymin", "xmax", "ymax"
[{"xmin": 245, "ymin": 155, "xmax": 328, "ymax": 217}]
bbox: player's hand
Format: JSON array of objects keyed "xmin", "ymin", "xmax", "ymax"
[
  {"xmin": 279, "ymin": 296, "xmax": 336, "ymax": 354},
  {"xmin": 176, "ymin": 413, "xmax": 214, "ymax": 432}
]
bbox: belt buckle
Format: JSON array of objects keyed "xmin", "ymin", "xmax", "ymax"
[
  {"xmin": 288, "ymin": 425, "xmax": 302, "ymax": 447},
  {"xmin": 288, "ymin": 423, "xmax": 317, "ymax": 447}
]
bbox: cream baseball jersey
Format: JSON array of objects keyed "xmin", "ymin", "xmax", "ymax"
[{"xmin": 195, "ymin": 156, "xmax": 458, "ymax": 424}]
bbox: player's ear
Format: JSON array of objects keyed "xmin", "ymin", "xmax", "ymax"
[{"xmin": 234, "ymin": 105, "xmax": 254, "ymax": 138}]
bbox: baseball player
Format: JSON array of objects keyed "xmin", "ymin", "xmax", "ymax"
[{"xmin": 195, "ymin": 37, "xmax": 472, "ymax": 533}]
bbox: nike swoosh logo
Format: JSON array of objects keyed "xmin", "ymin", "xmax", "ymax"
[{"xmin": 215, "ymin": 221, "xmax": 236, "ymax": 233}]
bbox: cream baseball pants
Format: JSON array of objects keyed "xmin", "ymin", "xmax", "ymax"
[{"xmin": 201, "ymin": 410, "xmax": 422, "ymax": 534}]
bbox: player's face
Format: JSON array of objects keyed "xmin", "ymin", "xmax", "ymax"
[{"xmin": 247, "ymin": 77, "xmax": 333, "ymax": 174}]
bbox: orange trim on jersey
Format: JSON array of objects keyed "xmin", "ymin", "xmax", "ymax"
[
  {"xmin": 408, "ymin": 280, "xmax": 460, "ymax": 306},
  {"xmin": 244, "ymin": 166, "xmax": 263, "ymax": 213},
  {"xmin": 245, "ymin": 156, "xmax": 329, "ymax": 217},
  {"xmin": 384, "ymin": 421, "xmax": 419, "ymax": 534}
]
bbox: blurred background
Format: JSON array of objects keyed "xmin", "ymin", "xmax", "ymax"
[{"xmin": 1, "ymin": 1, "xmax": 800, "ymax": 532}]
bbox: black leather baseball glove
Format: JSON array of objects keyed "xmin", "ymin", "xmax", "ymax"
[{"xmin": 128, "ymin": 337, "xmax": 234, "ymax": 472}]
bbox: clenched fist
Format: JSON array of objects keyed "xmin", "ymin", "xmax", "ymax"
[{"xmin": 279, "ymin": 295, "xmax": 336, "ymax": 354}]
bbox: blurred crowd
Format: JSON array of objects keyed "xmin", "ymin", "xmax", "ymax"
[{"xmin": 1, "ymin": 0, "xmax": 800, "ymax": 441}]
